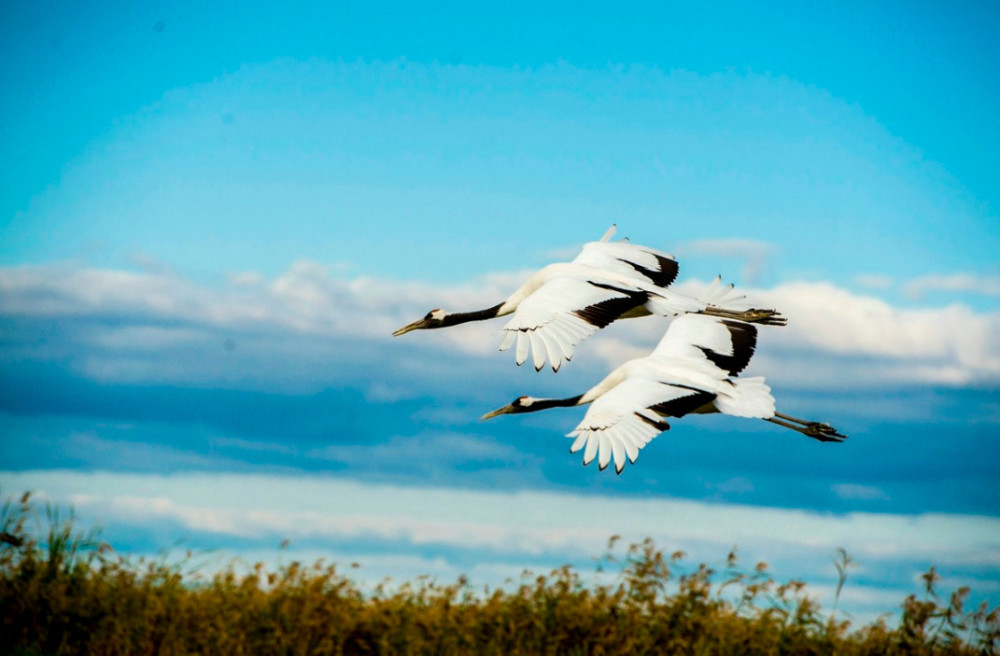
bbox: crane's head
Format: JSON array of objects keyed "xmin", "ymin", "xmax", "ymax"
[
  {"xmin": 392, "ymin": 309, "xmax": 447, "ymax": 336},
  {"xmin": 481, "ymin": 396, "xmax": 538, "ymax": 420}
]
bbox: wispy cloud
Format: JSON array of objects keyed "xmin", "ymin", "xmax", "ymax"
[
  {"xmin": 854, "ymin": 274, "xmax": 894, "ymax": 290},
  {"xmin": 903, "ymin": 273, "xmax": 1000, "ymax": 300},
  {"xmin": 304, "ymin": 431, "xmax": 541, "ymax": 481},
  {"xmin": 677, "ymin": 238, "xmax": 779, "ymax": 285},
  {"xmin": 832, "ymin": 484, "xmax": 891, "ymax": 501},
  {"xmin": 852, "ymin": 272, "xmax": 1000, "ymax": 300}
]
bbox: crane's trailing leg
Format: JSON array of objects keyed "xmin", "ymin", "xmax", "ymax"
[
  {"xmin": 765, "ymin": 412, "xmax": 847, "ymax": 442},
  {"xmin": 699, "ymin": 306, "xmax": 788, "ymax": 326}
]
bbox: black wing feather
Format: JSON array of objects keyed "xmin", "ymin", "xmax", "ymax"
[
  {"xmin": 697, "ymin": 320, "xmax": 757, "ymax": 376},
  {"xmin": 573, "ymin": 282, "xmax": 649, "ymax": 328},
  {"xmin": 648, "ymin": 385, "xmax": 717, "ymax": 418},
  {"xmin": 620, "ymin": 253, "xmax": 679, "ymax": 288}
]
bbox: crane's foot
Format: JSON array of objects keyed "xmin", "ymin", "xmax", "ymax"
[
  {"xmin": 801, "ymin": 421, "xmax": 848, "ymax": 443},
  {"xmin": 737, "ymin": 308, "xmax": 787, "ymax": 326},
  {"xmin": 700, "ymin": 306, "xmax": 788, "ymax": 326},
  {"xmin": 766, "ymin": 414, "xmax": 848, "ymax": 443}
]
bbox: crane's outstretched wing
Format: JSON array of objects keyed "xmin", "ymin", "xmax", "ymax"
[
  {"xmin": 572, "ymin": 226, "xmax": 680, "ymax": 288},
  {"xmin": 499, "ymin": 278, "xmax": 649, "ymax": 372},
  {"xmin": 652, "ymin": 314, "xmax": 758, "ymax": 376},
  {"xmin": 567, "ymin": 378, "xmax": 716, "ymax": 474}
]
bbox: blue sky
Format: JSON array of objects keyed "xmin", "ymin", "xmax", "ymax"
[{"xmin": 2, "ymin": 0, "xmax": 999, "ymax": 623}]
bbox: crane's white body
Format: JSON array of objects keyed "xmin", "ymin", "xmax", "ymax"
[
  {"xmin": 495, "ymin": 263, "xmax": 707, "ymax": 372},
  {"xmin": 495, "ymin": 227, "xmax": 745, "ymax": 371},
  {"xmin": 564, "ymin": 314, "xmax": 775, "ymax": 473},
  {"xmin": 394, "ymin": 225, "xmax": 780, "ymax": 372}
]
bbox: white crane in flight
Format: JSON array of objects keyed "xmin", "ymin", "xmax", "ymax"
[
  {"xmin": 481, "ymin": 313, "xmax": 846, "ymax": 474},
  {"xmin": 393, "ymin": 226, "xmax": 785, "ymax": 372}
]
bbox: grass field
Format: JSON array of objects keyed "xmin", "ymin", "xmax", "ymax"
[{"xmin": 2, "ymin": 491, "xmax": 997, "ymax": 655}]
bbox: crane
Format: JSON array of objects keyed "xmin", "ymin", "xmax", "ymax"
[
  {"xmin": 393, "ymin": 226, "xmax": 785, "ymax": 372},
  {"xmin": 481, "ymin": 313, "xmax": 846, "ymax": 473}
]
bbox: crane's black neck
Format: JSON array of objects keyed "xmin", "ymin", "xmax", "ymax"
[
  {"xmin": 441, "ymin": 303, "xmax": 503, "ymax": 327},
  {"xmin": 523, "ymin": 395, "xmax": 584, "ymax": 412}
]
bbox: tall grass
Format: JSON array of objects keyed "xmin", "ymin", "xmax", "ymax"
[{"xmin": 1, "ymin": 491, "xmax": 997, "ymax": 655}]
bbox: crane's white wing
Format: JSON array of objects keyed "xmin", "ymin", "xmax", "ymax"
[
  {"xmin": 567, "ymin": 377, "xmax": 716, "ymax": 474},
  {"xmin": 499, "ymin": 278, "xmax": 649, "ymax": 372},
  {"xmin": 652, "ymin": 314, "xmax": 758, "ymax": 376},
  {"xmin": 573, "ymin": 239, "xmax": 679, "ymax": 289}
]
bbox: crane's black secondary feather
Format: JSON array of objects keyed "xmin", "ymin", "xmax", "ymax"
[
  {"xmin": 647, "ymin": 385, "xmax": 717, "ymax": 418},
  {"xmin": 574, "ymin": 282, "xmax": 649, "ymax": 328}
]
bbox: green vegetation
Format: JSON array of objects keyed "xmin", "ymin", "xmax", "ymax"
[{"xmin": 1, "ymin": 491, "xmax": 997, "ymax": 655}]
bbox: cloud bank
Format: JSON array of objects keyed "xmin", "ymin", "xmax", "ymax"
[{"xmin": 3, "ymin": 261, "xmax": 997, "ymax": 392}]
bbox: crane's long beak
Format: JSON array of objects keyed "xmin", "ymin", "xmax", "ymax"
[
  {"xmin": 481, "ymin": 403, "xmax": 516, "ymax": 420},
  {"xmin": 392, "ymin": 318, "xmax": 430, "ymax": 337}
]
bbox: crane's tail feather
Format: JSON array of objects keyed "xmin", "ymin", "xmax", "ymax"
[
  {"xmin": 643, "ymin": 277, "xmax": 787, "ymax": 325},
  {"xmin": 640, "ymin": 276, "xmax": 734, "ymax": 318},
  {"xmin": 699, "ymin": 275, "xmax": 746, "ymax": 307},
  {"xmin": 688, "ymin": 276, "xmax": 787, "ymax": 326}
]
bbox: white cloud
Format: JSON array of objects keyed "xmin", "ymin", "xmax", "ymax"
[
  {"xmin": 757, "ymin": 282, "xmax": 1000, "ymax": 382},
  {"xmin": 0, "ymin": 261, "xmax": 518, "ymax": 345},
  {"xmin": 586, "ymin": 279, "xmax": 1000, "ymax": 388},
  {"xmin": 2, "ymin": 263, "xmax": 999, "ymax": 392}
]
